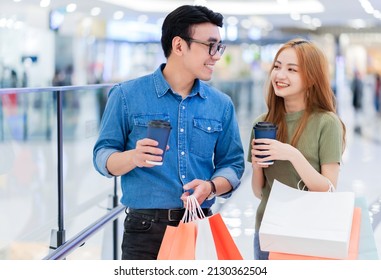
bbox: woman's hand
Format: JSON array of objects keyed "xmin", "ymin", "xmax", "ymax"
[{"xmin": 251, "ymin": 138, "xmax": 296, "ymax": 165}]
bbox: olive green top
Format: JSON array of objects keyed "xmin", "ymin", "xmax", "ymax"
[{"xmin": 247, "ymin": 110, "xmax": 344, "ymax": 231}]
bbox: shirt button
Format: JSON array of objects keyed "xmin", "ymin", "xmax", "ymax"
[
  {"xmin": 207, "ymin": 127, "xmax": 211, "ymax": 131},
  {"xmin": 181, "ymin": 151, "xmax": 185, "ymax": 156},
  {"xmin": 180, "ymin": 128, "xmax": 184, "ymax": 132},
  {"xmin": 182, "ymin": 106, "xmax": 185, "ymax": 110},
  {"xmin": 182, "ymin": 175, "xmax": 185, "ymax": 179}
]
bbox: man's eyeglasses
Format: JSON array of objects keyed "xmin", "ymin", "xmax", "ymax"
[{"xmin": 182, "ymin": 37, "xmax": 226, "ymax": 56}]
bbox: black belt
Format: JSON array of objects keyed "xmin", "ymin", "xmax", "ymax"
[{"xmin": 127, "ymin": 208, "xmax": 211, "ymax": 222}]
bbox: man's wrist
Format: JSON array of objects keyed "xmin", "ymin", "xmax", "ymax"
[{"xmin": 206, "ymin": 180, "xmax": 216, "ymax": 200}]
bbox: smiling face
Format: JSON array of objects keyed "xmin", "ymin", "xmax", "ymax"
[
  {"xmin": 270, "ymin": 48, "xmax": 306, "ymax": 110},
  {"xmin": 181, "ymin": 22, "xmax": 223, "ymax": 81}
]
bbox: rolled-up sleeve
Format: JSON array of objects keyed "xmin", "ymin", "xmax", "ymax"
[
  {"xmin": 93, "ymin": 148, "xmax": 119, "ymax": 178},
  {"xmin": 212, "ymin": 100, "xmax": 245, "ymax": 198},
  {"xmin": 212, "ymin": 167, "xmax": 241, "ymax": 198},
  {"xmin": 93, "ymin": 84, "xmax": 128, "ymax": 178}
]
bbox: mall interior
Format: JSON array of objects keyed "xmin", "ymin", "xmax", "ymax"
[{"xmin": 0, "ymin": 0, "xmax": 381, "ymax": 260}]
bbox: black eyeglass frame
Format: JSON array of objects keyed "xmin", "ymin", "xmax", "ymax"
[{"xmin": 182, "ymin": 37, "xmax": 226, "ymax": 56}]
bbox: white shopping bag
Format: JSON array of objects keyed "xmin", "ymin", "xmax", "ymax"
[
  {"xmin": 195, "ymin": 218, "xmax": 218, "ymax": 260},
  {"xmin": 259, "ymin": 180, "xmax": 355, "ymax": 259}
]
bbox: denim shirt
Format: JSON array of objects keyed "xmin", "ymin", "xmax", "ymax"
[{"xmin": 93, "ymin": 64, "xmax": 244, "ymax": 209}]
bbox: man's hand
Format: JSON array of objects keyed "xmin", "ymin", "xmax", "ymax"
[
  {"xmin": 181, "ymin": 179, "xmax": 212, "ymax": 206},
  {"xmin": 132, "ymin": 138, "xmax": 168, "ymax": 167}
]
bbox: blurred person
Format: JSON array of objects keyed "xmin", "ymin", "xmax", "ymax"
[
  {"xmin": 10, "ymin": 69, "xmax": 18, "ymax": 88},
  {"xmin": 51, "ymin": 69, "xmax": 65, "ymax": 110},
  {"xmin": 52, "ymin": 68, "xmax": 65, "ymax": 87},
  {"xmin": 351, "ymin": 69, "xmax": 363, "ymax": 133},
  {"xmin": 374, "ymin": 73, "xmax": 381, "ymax": 114},
  {"xmin": 63, "ymin": 65, "xmax": 73, "ymax": 86},
  {"xmin": 0, "ymin": 68, "xmax": 18, "ymax": 113},
  {"xmin": 247, "ymin": 38, "xmax": 346, "ymax": 260},
  {"xmin": 93, "ymin": 5, "xmax": 245, "ymax": 260}
]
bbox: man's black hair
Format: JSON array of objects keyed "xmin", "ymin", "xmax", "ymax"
[{"xmin": 161, "ymin": 5, "xmax": 224, "ymax": 58}]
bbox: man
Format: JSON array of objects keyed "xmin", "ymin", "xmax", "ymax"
[{"xmin": 93, "ymin": 5, "xmax": 244, "ymax": 260}]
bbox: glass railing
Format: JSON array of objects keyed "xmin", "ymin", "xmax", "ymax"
[{"xmin": 0, "ymin": 84, "xmax": 124, "ymax": 260}]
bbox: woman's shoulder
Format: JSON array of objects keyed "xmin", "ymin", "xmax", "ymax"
[
  {"xmin": 310, "ymin": 111, "xmax": 342, "ymax": 128},
  {"xmin": 313, "ymin": 111, "xmax": 340, "ymax": 120}
]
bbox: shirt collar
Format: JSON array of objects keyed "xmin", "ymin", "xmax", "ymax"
[{"xmin": 153, "ymin": 64, "xmax": 207, "ymax": 99}]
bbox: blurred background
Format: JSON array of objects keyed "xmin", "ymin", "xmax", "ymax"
[{"xmin": 0, "ymin": 0, "xmax": 380, "ymax": 260}]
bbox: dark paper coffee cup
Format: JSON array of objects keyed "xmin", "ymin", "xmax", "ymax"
[
  {"xmin": 253, "ymin": 122, "xmax": 277, "ymax": 165},
  {"xmin": 146, "ymin": 120, "xmax": 171, "ymax": 166}
]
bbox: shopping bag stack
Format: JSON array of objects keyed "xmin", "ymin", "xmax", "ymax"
[
  {"xmin": 259, "ymin": 180, "xmax": 358, "ymax": 260},
  {"xmin": 157, "ymin": 195, "xmax": 243, "ymax": 260}
]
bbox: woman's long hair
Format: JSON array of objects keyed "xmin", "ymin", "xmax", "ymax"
[{"xmin": 264, "ymin": 38, "xmax": 346, "ymax": 149}]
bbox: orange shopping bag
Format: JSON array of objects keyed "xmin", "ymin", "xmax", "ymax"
[
  {"xmin": 157, "ymin": 196, "xmax": 199, "ymax": 260},
  {"xmin": 157, "ymin": 221, "xmax": 197, "ymax": 260},
  {"xmin": 269, "ymin": 207, "xmax": 362, "ymax": 260},
  {"xmin": 209, "ymin": 213, "xmax": 243, "ymax": 260}
]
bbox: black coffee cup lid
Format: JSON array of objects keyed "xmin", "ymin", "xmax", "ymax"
[
  {"xmin": 254, "ymin": 121, "xmax": 277, "ymax": 129},
  {"xmin": 148, "ymin": 120, "xmax": 171, "ymax": 128}
]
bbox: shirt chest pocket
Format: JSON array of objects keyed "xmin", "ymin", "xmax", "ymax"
[{"xmin": 190, "ymin": 118, "xmax": 222, "ymax": 158}]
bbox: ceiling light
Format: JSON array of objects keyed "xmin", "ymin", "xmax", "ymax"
[
  {"xmin": 227, "ymin": 16, "xmax": 239, "ymax": 26},
  {"xmin": 66, "ymin": 3, "xmax": 77, "ymax": 13},
  {"xmin": 311, "ymin": 18, "xmax": 322, "ymax": 27},
  {"xmin": 240, "ymin": 19, "xmax": 252, "ymax": 29},
  {"xmin": 359, "ymin": 0, "xmax": 381, "ymax": 20},
  {"xmin": 359, "ymin": 0, "xmax": 373, "ymax": 13},
  {"xmin": 374, "ymin": 10, "xmax": 381, "ymax": 19},
  {"xmin": 302, "ymin": 15, "xmax": 312, "ymax": 24},
  {"xmin": 348, "ymin": 19, "xmax": 367, "ymax": 29},
  {"xmin": 40, "ymin": 0, "xmax": 50, "ymax": 8},
  {"xmin": 113, "ymin": 11, "xmax": 124, "ymax": 20},
  {"xmin": 91, "ymin": 7, "xmax": 101, "ymax": 16},
  {"xmin": 277, "ymin": 0, "xmax": 289, "ymax": 5},
  {"xmin": 290, "ymin": 13, "xmax": 301, "ymax": 21},
  {"xmin": 138, "ymin": 15, "xmax": 148, "ymax": 23}
]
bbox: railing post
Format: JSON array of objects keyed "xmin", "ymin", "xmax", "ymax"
[
  {"xmin": 46, "ymin": 92, "xmax": 52, "ymax": 140},
  {"xmin": 0, "ymin": 97, "xmax": 3, "ymax": 141},
  {"xmin": 22, "ymin": 93, "xmax": 28, "ymax": 141},
  {"xmin": 49, "ymin": 89, "xmax": 65, "ymax": 251},
  {"xmin": 113, "ymin": 176, "xmax": 119, "ymax": 260}
]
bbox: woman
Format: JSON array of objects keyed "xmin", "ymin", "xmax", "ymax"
[{"xmin": 248, "ymin": 38, "xmax": 346, "ymax": 260}]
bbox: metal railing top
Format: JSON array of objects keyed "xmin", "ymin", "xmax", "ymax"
[
  {"xmin": 0, "ymin": 83, "xmax": 115, "ymax": 95},
  {"xmin": 43, "ymin": 204, "xmax": 125, "ymax": 260}
]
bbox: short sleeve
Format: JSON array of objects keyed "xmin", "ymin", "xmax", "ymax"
[{"xmin": 318, "ymin": 113, "xmax": 343, "ymax": 165}]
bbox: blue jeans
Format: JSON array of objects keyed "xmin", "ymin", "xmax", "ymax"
[
  {"xmin": 121, "ymin": 211, "xmax": 180, "ymax": 260},
  {"xmin": 254, "ymin": 231, "xmax": 269, "ymax": 260}
]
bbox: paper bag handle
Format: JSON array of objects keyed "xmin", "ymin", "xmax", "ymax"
[
  {"xmin": 297, "ymin": 178, "xmax": 335, "ymax": 192},
  {"xmin": 182, "ymin": 195, "xmax": 206, "ymax": 223}
]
